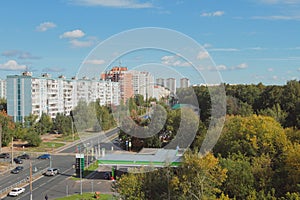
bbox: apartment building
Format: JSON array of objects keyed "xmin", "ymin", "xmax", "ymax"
[
  {"xmin": 180, "ymin": 78, "xmax": 190, "ymax": 88},
  {"xmin": 132, "ymin": 71, "xmax": 154, "ymax": 100},
  {"xmin": 0, "ymin": 79, "xmax": 6, "ymax": 99},
  {"xmin": 165, "ymin": 78, "xmax": 176, "ymax": 94},
  {"xmin": 7, "ymin": 72, "xmax": 120, "ymax": 122}
]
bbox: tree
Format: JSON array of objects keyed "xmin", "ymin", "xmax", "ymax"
[
  {"xmin": 36, "ymin": 113, "xmax": 53, "ymax": 134},
  {"xmin": 175, "ymin": 151, "xmax": 227, "ymax": 199},
  {"xmin": 23, "ymin": 128, "xmax": 41, "ymax": 147},
  {"xmin": 115, "ymin": 172, "xmax": 145, "ymax": 200},
  {"xmin": 0, "ymin": 110, "xmax": 15, "ymax": 146},
  {"xmin": 214, "ymin": 115, "xmax": 288, "ymax": 158},
  {"xmin": 284, "ymin": 143, "xmax": 300, "ymax": 193},
  {"xmin": 0, "ymin": 98, "xmax": 7, "ymax": 112},
  {"xmin": 281, "ymin": 80, "xmax": 300, "ymax": 128},
  {"xmin": 220, "ymin": 153, "xmax": 255, "ymax": 199},
  {"xmin": 53, "ymin": 113, "xmax": 72, "ymax": 135}
]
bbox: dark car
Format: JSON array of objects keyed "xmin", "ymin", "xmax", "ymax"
[
  {"xmin": 17, "ymin": 154, "xmax": 30, "ymax": 159},
  {"xmin": 104, "ymin": 172, "xmax": 111, "ymax": 180},
  {"xmin": 11, "ymin": 166, "xmax": 24, "ymax": 174},
  {"xmin": 13, "ymin": 158, "xmax": 23, "ymax": 164},
  {"xmin": 0, "ymin": 153, "xmax": 10, "ymax": 159},
  {"xmin": 37, "ymin": 154, "xmax": 51, "ymax": 159}
]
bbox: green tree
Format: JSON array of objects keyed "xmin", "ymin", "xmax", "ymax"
[
  {"xmin": 220, "ymin": 153, "xmax": 255, "ymax": 199},
  {"xmin": 23, "ymin": 128, "xmax": 41, "ymax": 147},
  {"xmin": 36, "ymin": 113, "xmax": 53, "ymax": 134},
  {"xmin": 281, "ymin": 80, "xmax": 300, "ymax": 128},
  {"xmin": 53, "ymin": 113, "xmax": 72, "ymax": 135}
]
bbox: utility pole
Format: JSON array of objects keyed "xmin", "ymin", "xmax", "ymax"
[
  {"xmin": 0, "ymin": 125, "xmax": 2, "ymax": 152},
  {"xmin": 11, "ymin": 137, "xmax": 13, "ymax": 166},
  {"xmin": 30, "ymin": 161, "xmax": 33, "ymax": 200}
]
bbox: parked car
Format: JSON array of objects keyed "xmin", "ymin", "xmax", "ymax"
[
  {"xmin": 17, "ymin": 154, "xmax": 30, "ymax": 159},
  {"xmin": 37, "ymin": 154, "xmax": 51, "ymax": 159},
  {"xmin": 8, "ymin": 187, "xmax": 25, "ymax": 196},
  {"xmin": 104, "ymin": 172, "xmax": 111, "ymax": 180},
  {"xmin": 13, "ymin": 157, "xmax": 23, "ymax": 164},
  {"xmin": 0, "ymin": 153, "xmax": 10, "ymax": 158},
  {"xmin": 45, "ymin": 168, "xmax": 60, "ymax": 176},
  {"xmin": 11, "ymin": 166, "xmax": 24, "ymax": 174}
]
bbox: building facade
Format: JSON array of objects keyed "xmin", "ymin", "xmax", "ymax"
[
  {"xmin": 0, "ymin": 79, "xmax": 6, "ymax": 99},
  {"xmin": 165, "ymin": 78, "xmax": 176, "ymax": 94},
  {"xmin": 7, "ymin": 72, "xmax": 120, "ymax": 122},
  {"xmin": 180, "ymin": 78, "xmax": 190, "ymax": 88}
]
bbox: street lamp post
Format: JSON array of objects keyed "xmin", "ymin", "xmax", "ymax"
[{"xmin": 30, "ymin": 161, "xmax": 33, "ymax": 200}]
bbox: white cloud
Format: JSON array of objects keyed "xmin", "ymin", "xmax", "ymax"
[
  {"xmin": 215, "ymin": 65, "xmax": 227, "ymax": 70},
  {"xmin": 201, "ymin": 11, "xmax": 225, "ymax": 17},
  {"xmin": 69, "ymin": 39, "xmax": 94, "ymax": 48},
  {"xmin": 205, "ymin": 63, "xmax": 248, "ymax": 71},
  {"xmin": 203, "ymin": 43, "xmax": 212, "ymax": 48},
  {"xmin": 71, "ymin": 0, "xmax": 153, "ymax": 8},
  {"xmin": 268, "ymin": 68, "xmax": 274, "ymax": 72},
  {"xmin": 259, "ymin": 0, "xmax": 300, "ymax": 4},
  {"xmin": 60, "ymin": 29, "xmax": 85, "ymax": 39},
  {"xmin": 234, "ymin": 63, "xmax": 248, "ymax": 69},
  {"xmin": 1, "ymin": 50, "xmax": 40, "ymax": 59},
  {"xmin": 36, "ymin": 22, "xmax": 56, "ymax": 32},
  {"xmin": 252, "ymin": 15, "xmax": 300, "ymax": 20},
  {"xmin": 197, "ymin": 51, "xmax": 210, "ymax": 60},
  {"xmin": 0, "ymin": 60, "xmax": 27, "ymax": 71},
  {"xmin": 161, "ymin": 55, "xmax": 191, "ymax": 67},
  {"xmin": 84, "ymin": 59, "xmax": 105, "ymax": 65},
  {"xmin": 298, "ymin": 68, "xmax": 300, "ymax": 71},
  {"xmin": 209, "ymin": 48, "xmax": 239, "ymax": 52}
]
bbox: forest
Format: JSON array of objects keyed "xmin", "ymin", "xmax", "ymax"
[{"xmin": 116, "ymin": 80, "xmax": 300, "ymax": 200}]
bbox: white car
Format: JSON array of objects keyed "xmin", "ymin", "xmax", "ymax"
[
  {"xmin": 45, "ymin": 168, "xmax": 60, "ymax": 176},
  {"xmin": 8, "ymin": 187, "xmax": 25, "ymax": 196}
]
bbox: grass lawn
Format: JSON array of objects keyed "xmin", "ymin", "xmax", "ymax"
[
  {"xmin": 55, "ymin": 193, "xmax": 113, "ymax": 200},
  {"xmin": 27, "ymin": 142, "xmax": 65, "ymax": 152}
]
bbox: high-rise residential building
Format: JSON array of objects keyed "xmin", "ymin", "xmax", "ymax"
[
  {"xmin": 156, "ymin": 78, "xmax": 165, "ymax": 87},
  {"xmin": 132, "ymin": 71, "xmax": 154, "ymax": 100},
  {"xmin": 7, "ymin": 72, "xmax": 120, "ymax": 122},
  {"xmin": 119, "ymin": 72, "xmax": 134, "ymax": 103},
  {"xmin": 0, "ymin": 79, "xmax": 6, "ymax": 99},
  {"xmin": 180, "ymin": 78, "xmax": 190, "ymax": 88},
  {"xmin": 165, "ymin": 78, "xmax": 176, "ymax": 94}
]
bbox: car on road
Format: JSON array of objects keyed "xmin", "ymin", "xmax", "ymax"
[
  {"xmin": 17, "ymin": 153, "xmax": 30, "ymax": 159},
  {"xmin": 13, "ymin": 157, "xmax": 23, "ymax": 164},
  {"xmin": 0, "ymin": 153, "xmax": 10, "ymax": 158},
  {"xmin": 45, "ymin": 168, "xmax": 60, "ymax": 176},
  {"xmin": 37, "ymin": 154, "xmax": 51, "ymax": 159},
  {"xmin": 8, "ymin": 187, "xmax": 25, "ymax": 196},
  {"xmin": 11, "ymin": 166, "xmax": 24, "ymax": 174}
]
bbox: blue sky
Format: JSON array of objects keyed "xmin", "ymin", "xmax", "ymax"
[{"xmin": 0, "ymin": 0, "xmax": 300, "ymax": 85}]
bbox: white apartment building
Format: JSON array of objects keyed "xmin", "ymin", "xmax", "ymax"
[
  {"xmin": 165, "ymin": 78, "xmax": 176, "ymax": 94},
  {"xmin": 180, "ymin": 78, "xmax": 190, "ymax": 88},
  {"xmin": 132, "ymin": 71, "xmax": 154, "ymax": 100},
  {"xmin": 7, "ymin": 72, "xmax": 120, "ymax": 122},
  {"xmin": 0, "ymin": 79, "xmax": 6, "ymax": 99}
]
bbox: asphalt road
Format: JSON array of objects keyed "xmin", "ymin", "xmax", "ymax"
[{"xmin": 0, "ymin": 128, "xmax": 120, "ymax": 199}]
